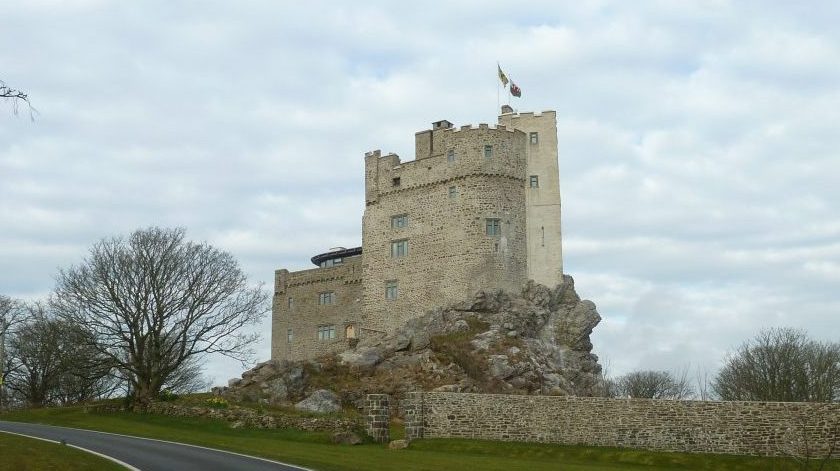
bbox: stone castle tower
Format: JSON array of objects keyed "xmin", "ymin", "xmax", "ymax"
[{"xmin": 272, "ymin": 107, "xmax": 562, "ymax": 361}]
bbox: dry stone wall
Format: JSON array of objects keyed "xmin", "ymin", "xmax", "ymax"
[{"xmin": 404, "ymin": 392, "xmax": 840, "ymax": 458}]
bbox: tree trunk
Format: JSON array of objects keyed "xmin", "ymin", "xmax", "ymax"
[{"xmin": 133, "ymin": 381, "xmax": 157, "ymax": 411}]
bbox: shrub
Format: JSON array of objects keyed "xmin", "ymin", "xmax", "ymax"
[
  {"xmin": 206, "ymin": 397, "xmax": 229, "ymax": 409},
  {"xmin": 158, "ymin": 390, "xmax": 179, "ymax": 402}
]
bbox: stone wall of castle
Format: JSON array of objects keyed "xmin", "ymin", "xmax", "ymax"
[
  {"xmin": 272, "ymin": 255, "xmax": 363, "ymax": 361},
  {"xmin": 361, "ymin": 124, "xmax": 529, "ymax": 334},
  {"xmin": 498, "ymin": 111, "xmax": 564, "ymax": 287},
  {"xmin": 403, "ymin": 391, "xmax": 840, "ymax": 458}
]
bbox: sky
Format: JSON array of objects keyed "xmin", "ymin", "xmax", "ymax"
[{"xmin": 2, "ymin": 1, "xmax": 839, "ymax": 388}]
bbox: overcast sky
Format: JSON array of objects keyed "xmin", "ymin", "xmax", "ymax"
[{"xmin": 2, "ymin": 1, "xmax": 839, "ymax": 387}]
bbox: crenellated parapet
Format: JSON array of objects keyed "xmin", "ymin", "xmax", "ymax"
[{"xmin": 365, "ymin": 122, "xmax": 527, "ymax": 207}]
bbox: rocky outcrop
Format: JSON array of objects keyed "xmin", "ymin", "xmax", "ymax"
[
  {"xmin": 217, "ymin": 276, "xmax": 603, "ymax": 408},
  {"xmin": 295, "ymin": 389, "xmax": 341, "ymax": 413}
]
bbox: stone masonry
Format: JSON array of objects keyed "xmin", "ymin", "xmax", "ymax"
[
  {"xmin": 272, "ymin": 254, "xmax": 363, "ymax": 360},
  {"xmin": 272, "ymin": 109, "xmax": 564, "ymax": 362},
  {"xmin": 403, "ymin": 391, "xmax": 840, "ymax": 458},
  {"xmin": 365, "ymin": 393, "xmax": 391, "ymax": 443}
]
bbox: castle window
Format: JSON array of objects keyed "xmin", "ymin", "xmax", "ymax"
[
  {"xmin": 390, "ymin": 239, "xmax": 408, "ymax": 257},
  {"xmin": 317, "ymin": 325, "xmax": 336, "ymax": 340},
  {"xmin": 529, "ymin": 132, "xmax": 539, "ymax": 145},
  {"xmin": 391, "ymin": 214, "xmax": 408, "ymax": 229},
  {"xmin": 486, "ymin": 218, "xmax": 501, "ymax": 236},
  {"xmin": 448, "ymin": 186, "xmax": 457, "ymax": 199},
  {"xmin": 447, "ymin": 149, "xmax": 456, "ymax": 163},
  {"xmin": 385, "ymin": 280, "xmax": 398, "ymax": 300},
  {"xmin": 392, "ymin": 177, "xmax": 401, "ymax": 187},
  {"xmin": 287, "ymin": 328, "xmax": 293, "ymax": 343},
  {"xmin": 319, "ymin": 257, "xmax": 343, "ymax": 268},
  {"xmin": 529, "ymin": 175, "xmax": 539, "ymax": 188},
  {"xmin": 288, "ymin": 297, "xmax": 293, "ymax": 309},
  {"xmin": 484, "ymin": 145, "xmax": 493, "ymax": 159},
  {"xmin": 318, "ymin": 291, "xmax": 334, "ymax": 305}
]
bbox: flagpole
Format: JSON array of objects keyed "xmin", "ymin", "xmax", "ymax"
[
  {"xmin": 507, "ymin": 75, "xmax": 511, "ymax": 106},
  {"xmin": 496, "ymin": 62, "xmax": 500, "ymax": 115}
]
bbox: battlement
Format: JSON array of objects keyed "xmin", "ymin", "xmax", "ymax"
[{"xmin": 499, "ymin": 110, "xmax": 557, "ymax": 120}]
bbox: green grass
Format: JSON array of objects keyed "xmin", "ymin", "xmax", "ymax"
[
  {"xmin": 2, "ymin": 406, "xmax": 837, "ymax": 471},
  {"xmin": 0, "ymin": 430, "xmax": 126, "ymax": 471}
]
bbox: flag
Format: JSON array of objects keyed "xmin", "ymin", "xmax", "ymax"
[
  {"xmin": 510, "ymin": 82, "xmax": 521, "ymax": 97},
  {"xmin": 498, "ymin": 64, "xmax": 509, "ymax": 86}
]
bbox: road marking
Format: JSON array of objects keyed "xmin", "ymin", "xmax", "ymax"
[
  {"xmin": 0, "ymin": 422, "xmax": 313, "ymax": 471},
  {"xmin": 0, "ymin": 429, "xmax": 140, "ymax": 471}
]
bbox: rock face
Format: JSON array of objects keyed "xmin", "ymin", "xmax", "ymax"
[
  {"xmin": 218, "ymin": 276, "xmax": 603, "ymax": 407},
  {"xmin": 295, "ymin": 389, "xmax": 341, "ymax": 413}
]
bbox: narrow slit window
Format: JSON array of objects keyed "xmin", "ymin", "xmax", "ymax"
[
  {"xmin": 392, "ymin": 177, "xmax": 401, "ymax": 186},
  {"xmin": 448, "ymin": 186, "xmax": 457, "ymax": 199},
  {"xmin": 529, "ymin": 132, "xmax": 539, "ymax": 145},
  {"xmin": 484, "ymin": 145, "xmax": 493, "ymax": 159},
  {"xmin": 530, "ymin": 175, "xmax": 539, "ymax": 188},
  {"xmin": 447, "ymin": 149, "xmax": 456, "ymax": 163}
]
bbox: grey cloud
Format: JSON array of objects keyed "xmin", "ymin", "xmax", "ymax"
[{"xmin": 2, "ymin": 1, "xmax": 839, "ymax": 385}]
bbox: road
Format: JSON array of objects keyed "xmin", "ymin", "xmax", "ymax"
[{"xmin": 0, "ymin": 420, "xmax": 311, "ymax": 471}]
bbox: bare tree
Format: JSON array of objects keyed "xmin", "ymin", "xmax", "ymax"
[
  {"xmin": 695, "ymin": 365, "xmax": 713, "ymax": 401},
  {"xmin": 163, "ymin": 356, "xmax": 209, "ymax": 394},
  {"xmin": 5, "ymin": 304, "xmax": 66, "ymax": 407},
  {"xmin": 52, "ymin": 227, "xmax": 269, "ymax": 408},
  {"xmin": 0, "ymin": 295, "xmax": 30, "ymax": 409},
  {"xmin": 713, "ymin": 328, "xmax": 840, "ymax": 402},
  {"xmin": 615, "ymin": 369, "xmax": 694, "ymax": 400},
  {"xmin": 0, "ymin": 80, "xmax": 35, "ymax": 118}
]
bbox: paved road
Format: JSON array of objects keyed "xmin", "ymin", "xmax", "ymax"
[{"xmin": 0, "ymin": 421, "xmax": 311, "ymax": 471}]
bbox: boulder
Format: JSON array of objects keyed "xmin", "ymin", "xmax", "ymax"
[
  {"xmin": 339, "ymin": 348, "xmax": 382, "ymax": 368},
  {"xmin": 332, "ymin": 431, "xmax": 363, "ymax": 445},
  {"xmin": 388, "ymin": 439, "xmax": 408, "ymax": 449},
  {"xmin": 295, "ymin": 389, "xmax": 341, "ymax": 414}
]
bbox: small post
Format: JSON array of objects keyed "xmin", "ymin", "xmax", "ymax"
[{"xmin": 365, "ymin": 393, "xmax": 391, "ymax": 443}]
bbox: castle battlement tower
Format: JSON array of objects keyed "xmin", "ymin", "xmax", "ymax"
[
  {"xmin": 271, "ymin": 107, "xmax": 563, "ymax": 361},
  {"xmin": 498, "ymin": 107, "xmax": 563, "ymax": 286}
]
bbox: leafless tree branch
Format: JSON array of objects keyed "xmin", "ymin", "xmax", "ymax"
[{"xmin": 51, "ymin": 227, "xmax": 269, "ymax": 408}]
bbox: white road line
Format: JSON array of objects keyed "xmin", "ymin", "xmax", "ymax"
[
  {"xmin": 0, "ymin": 429, "xmax": 140, "ymax": 471},
  {"xmin": 0, "ymin": 422, "xmax": 314, "ymax": 471}
]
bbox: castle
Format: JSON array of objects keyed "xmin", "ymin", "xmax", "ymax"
[{"xmin": 272, "ymin": 105, "xmax": 563, "ymax": 361}]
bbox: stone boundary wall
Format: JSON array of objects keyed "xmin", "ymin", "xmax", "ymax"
[
  {"xmin": 403, "ymin": 392, "xmax": 840, "ymax": 457},
  {"xmin": 86, "ymin": 402, "xmax": 361, "ymax": 434}
]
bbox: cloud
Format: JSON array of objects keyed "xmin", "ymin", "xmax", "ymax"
[{"xmin": 2, "ymin": 1, "xmax": 839, "ymax": 386}]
